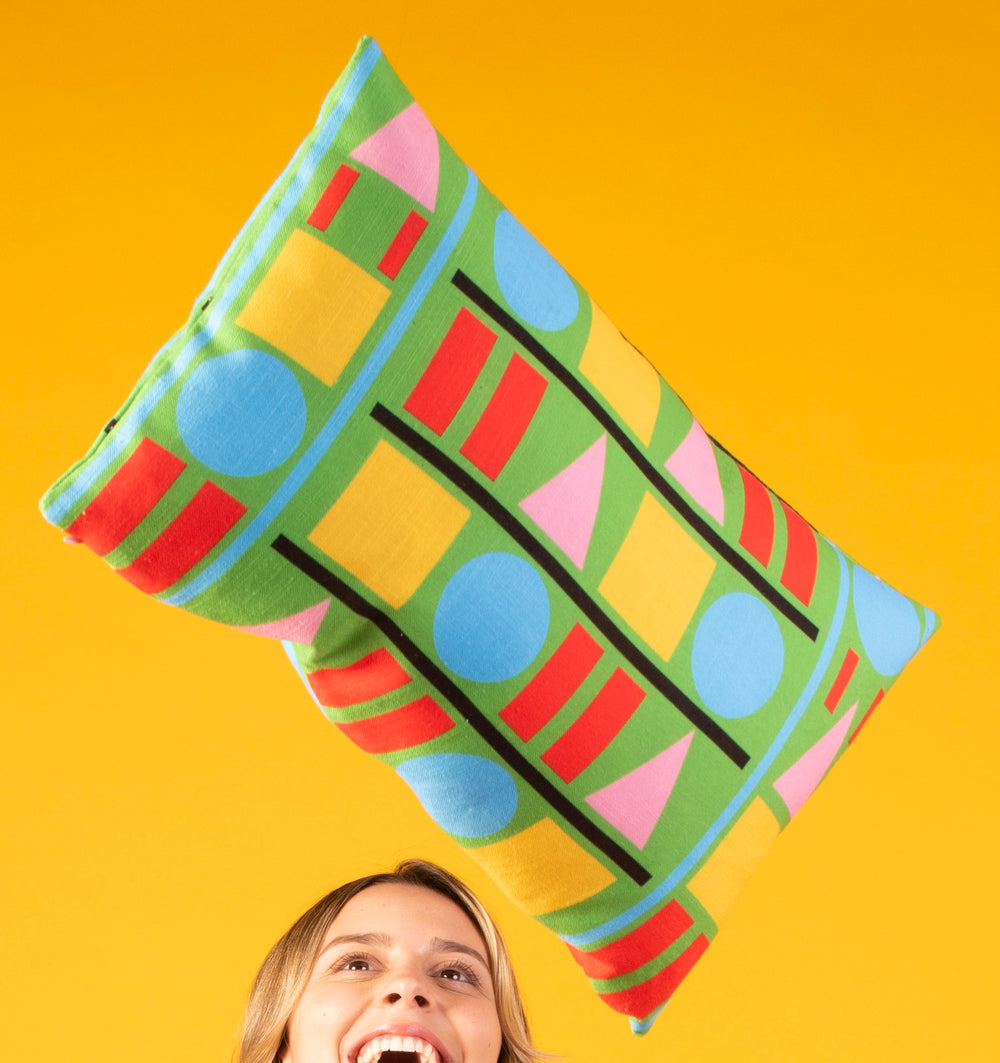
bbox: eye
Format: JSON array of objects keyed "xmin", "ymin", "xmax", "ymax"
[
  {"xmin": 332, "ymin": 951, "xmax": 376, "ymax": 973},
  {"xmin": 436, "ymin": 960, "xmax": 481, "ymax": 987}
]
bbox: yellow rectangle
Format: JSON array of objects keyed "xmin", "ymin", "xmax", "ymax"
[
  {"xmin": 599, "ymin": 492, "xmax": 716, "ymax": 662},
  {"xmin": 309, "ymin": 441, "xmax": 469, "ymax": 608},
  {"xmin": 687, "ymin": 797, "xmax": 781, "ymax": 926},
  {"xmin": 468, "ymin": 817, "xmax": 616, "ymax": 916},
  {"xmin": 579, "ymin": 301, "xmax": 661, "ymax": 445},
  {"xmin": 236, "ymin": 228, "xmax": 390, "ymax": 386}
]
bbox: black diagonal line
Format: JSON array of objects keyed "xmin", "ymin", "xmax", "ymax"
[
  {"xmin": 371, "ymin": 402, "xmax": 750, "ymax": 769},
  {"xmin": 451, "ymin": 269, "xmax": 819, "ymax": 642},
  {"xmin": 272, "ymin": 534, "xmax": 651, "ymax": 886}
]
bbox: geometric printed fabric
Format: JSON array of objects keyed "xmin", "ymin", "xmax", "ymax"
[{"xmin": 41, "ymin": 36, "xmax": 938, "ymax": 1034}]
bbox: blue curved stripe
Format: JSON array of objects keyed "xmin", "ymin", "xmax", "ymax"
[
  {"xmin": 562, "ymin": 546, "xmax": 851, "ymax": 948},
  {"xmin": 43, "ymin": 38, "xmax": 383, "ymax": 527},
  {"xmin": 164, "ymin": 167, "xmax": 480, "ymax": 606}
]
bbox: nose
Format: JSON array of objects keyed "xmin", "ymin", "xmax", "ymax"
[
  {"xmin": 382, "ymin": 973, "xmax": 433, "ymax": 1009},
  {"xmin": 384, "ymin": 987, "xmax": 429, "ymax": 1008}
]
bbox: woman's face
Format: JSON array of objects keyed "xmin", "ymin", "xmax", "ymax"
[{"xmin": 282, "ymin": 883, "xmax": 503, "ymax": 1063}]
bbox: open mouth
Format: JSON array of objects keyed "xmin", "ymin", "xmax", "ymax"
[{"xmin": 356, "ymin": 1035, "xmax": 440, "ymax": 1063}]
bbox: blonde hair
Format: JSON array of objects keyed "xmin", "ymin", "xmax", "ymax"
[{"xmin": 237, "ymin": 860, "xmax": 543, "ymax": 1063}]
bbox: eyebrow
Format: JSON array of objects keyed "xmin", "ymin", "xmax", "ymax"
[
  {"xmin": 315, "ymin": 932, "xmax": 489, "ymax": 970},
  {"xmin": 317, "ymin": 931, "xmax": 391, "ymax": 961},
  {"xmin": 430, "ymin": 937, "xmax": 490, "ymax": 970}
]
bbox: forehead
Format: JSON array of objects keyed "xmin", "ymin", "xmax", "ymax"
[{"xmin": 323, "ymin": 882, "xmax": 486, "ymax": 951}]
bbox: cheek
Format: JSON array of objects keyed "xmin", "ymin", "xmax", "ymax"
[
  {"xmin": 465, "ymin": 1005, "xmax": 503, "ymax": 1063},
  {"xmin": 285, "ymin": 986, "xmax": 360, "ymax": 1058}
]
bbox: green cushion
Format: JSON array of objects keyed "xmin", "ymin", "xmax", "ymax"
[{"xmin": 40, "ymin": 35, "xmax": 938, "ymax": 1033}]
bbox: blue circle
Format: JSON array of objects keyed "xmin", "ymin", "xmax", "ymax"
[
  {"xmin": 396, "ymin": 754, "xmax": 518, "ymax": 838},
  {"xmin": 493, "ymin": 211, "xmax": 580, "ymax": 331},
  {"xmin": 691, "ymin": 593, "xmax": 785, "ymax": 718},
  {"xmin": 852, "ymin": 565, "xmax": 921, "ymax": 676},
  {"xmin": 176, "ymin": 349, "xmax": 306, "ymax": 477},
  {"xmin": 434, "ymin": 553, "xmax": 550, "ymax": 682}
]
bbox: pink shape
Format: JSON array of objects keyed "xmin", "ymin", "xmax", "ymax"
[
  {"xmin": 350, "ymin": 102, "xmax": 440, "ymax": 213},
  {"xmin": 236, "ymin": 599, "xmax": 331, "ymax": 645},
  {"xmin": 585, "ymin": 731, "xmax": 694, "ymax": 849},
  {"xmin": 774, "ymin": 703, "xmax": 858, "ymax": 818},
  {"xmin": 519, "ymin": 435, "xmax": 606, "ymax": 569},
  {"xmin": 664, "ymin": 419, "xmax": 724, "ymax": 524}
]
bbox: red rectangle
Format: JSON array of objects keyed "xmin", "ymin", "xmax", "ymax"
[
  {"xmin": 780, "ymin": 500, "xmax": 819, "ymax": 605},
  {"xmin": 335, "ymin": 696, "xmax": 454, "ymax": 753},
  {"xmin": 403, "ymin": 308, "xmax": 497, "ymax": 435},
  {"xmin": 542, "ymin": 668, "xmax": 646, "ymax": 783},
  {"xmin": 117, "ymin": 480, "xmax": 246, "ymax": 595},
  {"xmin": 67, "ymin": 437, "xmax": 185, "ymax": 556},
  {"xmin": 824, "ymin": 648, "xmax": 859, "ymax": 711},
  {"xmin": 567, "ymin": 900, "xmax": 694, "ymax": 980},
  {"xmin": 307, "ymin": 164, "xmax": 360, "ymax": 231},
  {"xmin": 308, "ymin": 648, "xmax": 411, "ymax": 707},
  {"xmin": 378, "ymin": 210, "xmax": 428, "ymax": 280},
  {"xmin": 460, "ymin": 354, "xmax": 547, "ymax": 480},
  {"xmin": 849, "ymin": 688, "xmax": 885, "ymax": 744},
  {"xmin": 598, "ymin": 933, "xmax": 709, "ymax": 1018},
  {"xmin": 737, "ymin": 463, "xmax": 775, "ymax": 567},
  {"xmin": 501, "ymin": 624, "xmax": 603, "ymax": 741}
]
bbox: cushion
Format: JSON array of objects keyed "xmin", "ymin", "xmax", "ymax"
[{"xmin": 40, "ymin": 35, "xmax": 938, "ymax": 1033}]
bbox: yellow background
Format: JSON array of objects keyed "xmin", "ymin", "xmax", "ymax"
[{"xmin": 3, "ymin": 2, "xmax": 996, "ymax": 1060}]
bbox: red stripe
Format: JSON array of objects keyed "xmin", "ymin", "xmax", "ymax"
[
  {"xmin": 460, "ymin": 354, "xmax": 547, "ymax": 480},
  {"xmin": 334, "ymin": 696, "xmax": 454, "ymax": 753},
  {"xmin": 567, "ymin": 900, "xmax": 694, "ymax": 980},
  {"xmin": 117, "ymin": 481, "xmax": 246, "ymax": 594},
  {"xmin": 824, "ymin": 648, "xmax": 859, "ymax": 711},
  {"xmin": 307, "ymin": 164, "xmax": 360, "ymax": 231},
  {"xmin": 378, "ymin": 210, "xmax": 428, "ymax": 280},
  {"xmin": 542, "ymin": 668, "xmax": 646, "ymax": 783},
  {"xmin": 737, "ymin": 464, "xmax": 774, "ymax": 566},
  {"xmin": 67, "ymin": 437, "xmax": 185, "ymax": 556},
  {"xmin": 780, "ymin": 500, "xmax": 818, "ymax": 605},
  {"xmin": 500, "ymin": 624, "xmax": 603, "ymax": 741},
  {"xmin": 597, "ymin": 934, "xmax": 710, "ymax": 1018},
  {"xmin": 848, "ymin": 688, "xmax": 885, "ymax": 744},
  {"xmin": 403, "ymin": 308, "xmax": 497, "ymax": 435},
  {"xmin": 308, "ymin": 648, "xmax": 411, "ymax": 707}
]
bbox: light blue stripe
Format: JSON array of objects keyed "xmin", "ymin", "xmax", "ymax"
[
  {"xmin": 164, "ymin": 168, "xmax": 480, "ymax": 607},
  {"xmin": 562, "ymin": 546, "xmax": 851, "ymax": 948},
  {"xmin": 43, "ymin": 39, "xmax": 383, "ymax": 528},
  {"xmin": 629, "ymin": 1006, "xmax": 665, "ymax": 1034},
  {"xmin": 282, "ymin": 640, "xmax": 325, "ymax": 711}
]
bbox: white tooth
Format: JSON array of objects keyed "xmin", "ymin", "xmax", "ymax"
[
  {"xmin": 389, "ymin": 1036, "xmax": 403, "ymax": 1053},
  {"xmin": 402, "ymin": 1037, "xmax": 416, "ymax": 1054}
]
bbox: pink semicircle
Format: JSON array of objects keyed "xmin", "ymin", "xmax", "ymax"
[
  {"xmin": 236, "ymin": 599, "xmax": 331, "ymax": 645},
  {"xmin": 774, "ymin": 704, "xmax": 858, "ymax": 819},
  {"xmin": 350, "ymin": 102, "xmax": 440, "ymax": 213},
  {"xmin": 520, "ymin": 435, "xmax": 607, "ymax": 569},
  {"xmin": 585, "ymin": 731, "xmax": 694, "ymax": 849},
  {"xmin": 664, "ymin": 419, "xmax": 724, "ymax": 524}
]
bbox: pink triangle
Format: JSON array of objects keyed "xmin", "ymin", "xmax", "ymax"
[
  {"xmin": 774, "ymin": 704, "xmax": 858, "ymax": 819},
  {"xmin": 236, "ymin": 599, "xmax": 331, "ymax": 645},
  {"xmin": 585, "ymin": 731, "xmax": 694, "ymax": 849},
  {"xmin": 349, "ymin": 102, "xmax": 440, "ymax": 213},
  {"xmin": 519, "ymin": 435, "xmax": 606, "ymax": 569},
  {"xmin": 664, "ymin": 419, "xmax": 724, "ymax": 524}
]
